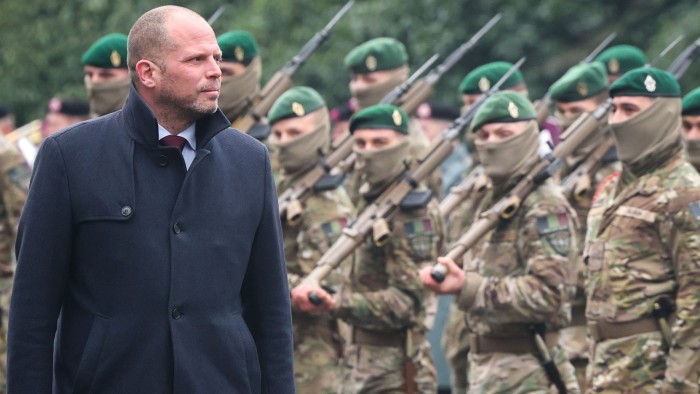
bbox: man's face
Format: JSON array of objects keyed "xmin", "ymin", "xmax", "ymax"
[
  {"xmin": 272, "ymin": 112, "xmax": 318, "ymax": 144},
  {"xmin": 154, "ymin": 14, "xmax": 222, "ymax": 117},
  {"xmin": 349, "ymin": 69, "xmax": 396, "ymax": 91},
  {"xmin": 353, "ymin": 128, "xmax": 404, "ymax": 151},
  {"xmin": 610, "ymin": 96, "xmax": 654, "ymax": 124},
  {"xmin": 219, "ymin": 61, "xmax": 247, "ymax": 78},
  {"xmin": 475, "ymin": 120, "xmax": 529, "ymax": 143},
  {"xmin": 418, "ymin": 118, "xmax": 451, "ymax": 142},
  {"xmin": 461, "ymin": 94, "xmax": 482, "ymax": 112},
  {"xmin": 682, "ymin": 115, "xmax": 700, "ymax": 140},
  {"xmin": 556, "ymin": 98, "xmax": 599, "ymax": 118},
  {"xmin": 42, "ymin": 113, "xmax": 85, "ymax": 137},
  {"xmin": 83, "ymin": 65, "xmax": 129, "ymax": 87}
]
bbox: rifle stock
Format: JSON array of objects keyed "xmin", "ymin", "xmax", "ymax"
[
  {"xmin": 301, "ymin": 58, "xmax": 527, "ymax": 302},
  {"xmin": 559, "ymin": 136, "xmax": 615, "ymax": 201},
  {"xmin": 534, "ymin": 32, "xmax": 616, "ymax": 126},
  {"xmin": 438, "ymin": 166, "xmax": 490, "ymax": 218},
  {"xmin": 431, "ymin": 99, "xmax": 613, "ymax": 282},
  {"xmin": 236, "ymin": 1, "xmax": 354, "ymax": 139}
]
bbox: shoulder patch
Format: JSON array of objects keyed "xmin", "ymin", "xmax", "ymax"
[
  {"xmin": 404, "ymin": 218, "xmax": 436, "ymax": 260},
  {"xmin": 321, "ymin": 218, "xmax": 348, "ymax": 244},
  {"xmin": 537, "ymin": 213, "xmax": 568, "ymax": 235},
  {"xmin": 537, "ymin": 213, "xmax": 571, "ymax": 256}
]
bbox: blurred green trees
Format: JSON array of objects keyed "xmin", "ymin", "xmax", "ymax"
[{"xmin": 2, "ymin": 0, "xmax": 699, "ymax": 124}]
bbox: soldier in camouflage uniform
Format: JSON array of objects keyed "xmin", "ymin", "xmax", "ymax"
[
  {"xmin": 441, "ymin": 61, "xmax": 536, "ymax": 394},
  {"xmin": 292, "ymin": 104, "xmax": 444, "ymax": 393},
  {"xmin": 343, "ymin": 38, "xmax": 441, "ymax": 202},
  {"xmin": 81, "ymin": 33, "xmax": 130, "ymax": 117},
  {"xmin": 681, "ymin": 87, "xmax": 700, "ymax": 170},
  {"xmin": 548, "ymin": 62, "xmax": 620, "ymax": 390},
  {"xmin": 0, "ymin": 136, "xmax": 30, "ymax": 391},
  {"xmin": 594, "ymin": 44, "xmax": 648, "ymax": 84},
  {"xmin": 268, "ymin": 86, "xmax": 353, "ymax": 394},
  {"xmin": 584, "ymin": 68, "xmax": 700, "ymax": 392},
  {"xmin": 420, "ymin": 91, "xmax": 581, "ymax": 394},
  {"xmin": 216, "ymin": 31, "xmax": 262, "ymax": 129}
]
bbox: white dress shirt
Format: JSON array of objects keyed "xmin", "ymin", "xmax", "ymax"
[{"xmin": 158, "ymin": 123, "xmax": 197, "ymax": 169}]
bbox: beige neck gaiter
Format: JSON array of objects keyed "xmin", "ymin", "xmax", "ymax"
[
  {"xmin": 475, "ymin": 121, "xmax": 540, "ymax": 187},
  {"xmin": 351, "ymin": 67, "xmax": 409, "ymax": 110},
  {"xmin": 611, "ymin": 97, "xmax": 682, "ymax": 166},
  {"xmin": 218, "ymin": 57, "xmax": 263, "ymax": 120},
  {"xmin": 685, "ymin": 138, "xmax": 700, "ymax": 170},
  {"xmin": 86, "ymin": 77, "xmax": 131, "ymax": 116},
  {"xmin": 355, "ymin": 139, "xmax": 410, "ymax": 191},
  {"xmin": 270, "ymin": 110, "xmax": 330, "ymax": 174}
]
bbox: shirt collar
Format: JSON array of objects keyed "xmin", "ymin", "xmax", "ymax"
[{"xmin": 158, "ymin": 123, "xmax": 197, "ymax": 150}]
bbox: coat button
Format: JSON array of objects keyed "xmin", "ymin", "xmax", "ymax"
[
  {"xmin": 121, "ymin": 206, "xmax": 132, "ymax": 217},
  {"xmin": 173, "ymin": 223, "xmax": 181, "ymax": 234},
  {"xmin": 159, "ymin": 155, "xmax": 169, "ymax": 167},
  {"xmin": 171, "ymin": 307, "xmax": 182, "ymax": 320}
]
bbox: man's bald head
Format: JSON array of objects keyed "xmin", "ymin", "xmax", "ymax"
[{"xmin": 127, "ymin": 6, "xmax": 205, "ymax": 85}]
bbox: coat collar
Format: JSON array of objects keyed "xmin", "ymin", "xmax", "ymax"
[{"xmin": 119, "ymin": 85, "xmax": 232, "ymax": 149}]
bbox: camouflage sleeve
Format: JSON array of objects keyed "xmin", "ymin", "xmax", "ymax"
[
  {"xmin": 336, "ymin": 201, "xmax": 445, "ymax": 331},
  {"xmin": 287, "ymin": 189, "xmax": 354, "ymax": 289},
  {"xmin": 658, "ymin": 196, "xmax": 700, "ymax": 392},
  {"xmin": 0, "ymin": 144, "xmax": 30, "ymax": 280},
  {"xmin": 458, "ymin": 200, "xmax": 577, "ymax": 323}
]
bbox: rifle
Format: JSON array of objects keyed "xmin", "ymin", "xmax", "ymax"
[
  {"xmin": 278, "ymin": 54, "xmax": 440, "ymax": 224},
  {"xmin": 235, "ymin": 0, "xmax": 355, "ymax": 140},
  {"xmin": 301, "ymin": 59, "xmax": 527, "ymax": 304},
  {"xmin": 534, "ymin": 32, "xmax": 617, "ymax": 125},
  {"xmin": 438, "ymin": 166, "xmax": 490, "ymax": 218},
  {"xmin": 667, "ymin": 35, "xmax": 700, "ymax": 78},
  {"xmin": 207, "ymin": 5, "xmax": 226, "ymax": 26},
  {"xmin": 560, "ymin": 34, "xmax": 698, "ymax": 201},
  {"xmin": 431, "ymin": 98, "xmax": 613, "ymax": 282},
  {"xmin": 323, "ymin": 15, "xmax": 501, "ymax": 185},
  {"xmin": 397, "ymin": 13, "xmax": 502, "ymax": 115}
]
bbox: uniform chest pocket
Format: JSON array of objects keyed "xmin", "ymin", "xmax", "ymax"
[
  {"xmin": 74, "ymin": 201, "xmax": 136, "ymax": 224},
  {"xmin": 479, "ymin": 238, "xmax": 521, "ymax": 277}
]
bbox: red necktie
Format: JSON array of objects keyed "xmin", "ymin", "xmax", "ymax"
[{"xmin": 160, "ymin": 135, "xmax": 187, "ymax": 152}]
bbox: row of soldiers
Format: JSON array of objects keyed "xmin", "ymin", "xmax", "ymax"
[{"xmin": 1, "ymin": 19, "xmax": 700, "ymax": 394}]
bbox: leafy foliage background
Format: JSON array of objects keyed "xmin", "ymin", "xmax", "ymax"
[{"xmin": 2, "ymin": 0, "xmax": 699, "ymax": 124}]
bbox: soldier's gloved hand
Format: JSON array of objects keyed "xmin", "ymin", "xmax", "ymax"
[
  {"xmin": 419, "ymin": 257, "xmax": 464, "ymax": 294},
  {"xmin": 291, "ymin": 283, "xmax": 336, "ymax": 313}
]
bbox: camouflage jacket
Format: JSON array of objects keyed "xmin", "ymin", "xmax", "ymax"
[
  {"xmin": 585, "ymin": 149, "xmax": 700, "ymax": 390},
  {"xmin": 335, "ymin": 188, "xmax": 445, "ymax": 333},
  {"xmin": 0, "ymin": 136, "xmax": 29, "ymax": 277},
  {"xmin": 455, "ymin": 179, "xmax": 579, "ymax": 336}
]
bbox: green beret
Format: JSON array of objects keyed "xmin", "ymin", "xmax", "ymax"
[
  {"xmin": 268, "ymin": 86, "xmax": 326, "ymax": 124},
  {"xmin": 471, "ymin": 91, "xmax": 536, "ymax": 132},
  {"xmin": 594, "ymin": 45, "xmax": 648, "ymax": 75},
  {"xmin": 344, "ymin": 37, "xmax": 408, "ymax": 74},
  {"xmin": 682, "ymin": 87, "xmax": 700, "ymax": 116},
  {"xmin": 549, "ymin": 63, "xmax": 608, "ymax": 103},
  {"xmin": 81, "ymin": 33, "xmax": 128, "ymax": 69},
  {"xmin": 349, "ymin": 104, "xmax": 409, "ymax": 135},
  {"xmin": 459, "ymin": 61, "xmax": 525, "ymax": 95},
  {"xmin": 609, "ymin": 67, "xmax": 680, "ymax": 98},
  {"xmin": 217, "ymin": 30, "xmax": 259, "ymax": 63}
]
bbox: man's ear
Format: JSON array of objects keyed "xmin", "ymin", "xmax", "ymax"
[{"xmin": 135, "ymin": 60, "xmax": 159, "ymax": 88}]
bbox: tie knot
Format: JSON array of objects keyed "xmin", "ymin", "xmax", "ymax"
[{"xmin": 160, "ymin": 135, "xmax": 187, "ymax": 152}]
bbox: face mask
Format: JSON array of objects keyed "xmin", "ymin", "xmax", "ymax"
[
  {"xmin": 684, "ymin": 138, "xmax": 700, "ymax": 169},
  {"xmin": 270, "ymin": 110, "xmax": 330, "ymax": 174},
  {"xmin": 218, "ymin": 57, "xmax": 262, "ymax": 120},
  {"xmin": 555, "ymin": 111, "xmax": 577, "ymax": 130},
  {"xmin": 475, "ymin": 121, "xmax": 539, "ymax": 184},
  {"xmin": 86, "ymin": 77, "xmax": 131, "ymax": 116},
  {"xmin": 610, "ymin": 97, "xmax": 682, "ymax": 165},
  {"xmin": 354, "ymin": 139, "xmax": 410, "ymax": 187},
  {"xmin": 350, "ymin": 67, "xmax": 408, "ymax": 110}
]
